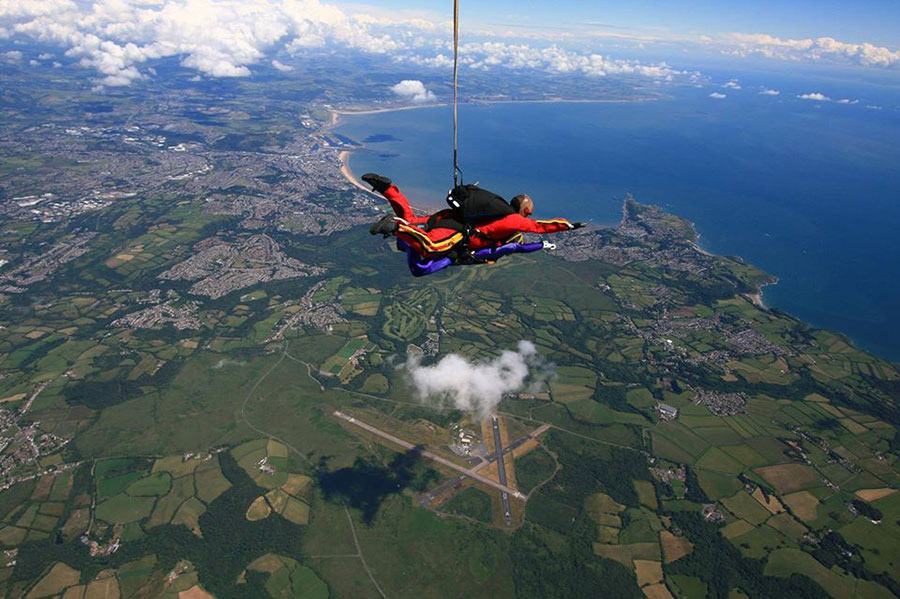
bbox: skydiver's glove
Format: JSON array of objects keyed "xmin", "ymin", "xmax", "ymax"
[
  {"xmin": 361, "ymin": 173, "xmax": 392, "ymax": 193},
  {"xmin": 542, "ymin": 241, "xmax": 557, "ymax": 251},
  {"xmin": 570, "ymin": 222, "xmax": 586, "ymax": 229},
  {"xmin": 369, "ymin": 214, "xmax": 399, "ymax": 237}
]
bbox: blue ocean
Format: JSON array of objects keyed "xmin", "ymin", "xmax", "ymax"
[{"xmin": 336, "ymin": 68, "xmax": 900, "ymax": 361}]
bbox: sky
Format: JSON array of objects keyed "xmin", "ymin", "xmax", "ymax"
[
  {"xmin": 336, "ymin": 0, "xmax": 900, "ymax": 48},
  {"xmin": 0, "ymin": 0, "xmax": 897, "ymax": 90}
]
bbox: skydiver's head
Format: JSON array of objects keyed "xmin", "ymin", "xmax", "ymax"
[{"xmin": 511, "ymin": 194, "xmax": 534, "ymax": 217}]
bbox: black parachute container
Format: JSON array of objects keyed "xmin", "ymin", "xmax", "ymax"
[{"xmin": 446, "ymin": 184, "xmax": 516, "ymax": 223}]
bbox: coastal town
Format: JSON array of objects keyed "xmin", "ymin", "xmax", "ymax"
[{"xmin": 158, "ymin": 234, "xmax": 324, "ymax": 300}]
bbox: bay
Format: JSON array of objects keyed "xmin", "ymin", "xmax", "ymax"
[{"xmin": 336, "ymin": 81, "xmax": 900, "ymax": 361}]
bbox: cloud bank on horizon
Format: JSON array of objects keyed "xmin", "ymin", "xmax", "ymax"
[
  {"xmin": 720, "ymin": 32, "xmax": 900, "ymax": 68},
  {"xmin": 1, "ymin": 0, "xmax": 897, "ymax": 89},
  {"xmin": 0, "ymin": 0, "xmax": 689, "ymax": 88},
  {"xmin": 403, "ymin": 341, "xmax": 554, "ymax": 419}
]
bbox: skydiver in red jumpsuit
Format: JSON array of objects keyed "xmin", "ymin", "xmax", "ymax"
[{"xmin": 361, "ymin": 174, "xmax": 584, "ymax": 272}]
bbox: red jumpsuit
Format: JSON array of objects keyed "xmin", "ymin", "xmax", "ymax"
[{"xmin": 382, "ymin": 185, "xmax": 574, "ymax": 258}]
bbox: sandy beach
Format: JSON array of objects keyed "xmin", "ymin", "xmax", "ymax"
[
  {"xmin": 744, "ymin": 279, "xmax": 778, "ymax": 310},
  {"xmin": 339, "ymin": 150, "xmax": 374, "ymax": 194},
  {"xmin": 330, "ymin": 104, "xmax": 445, "ymax": 200},
  {"xmin": 328, "ymin": 108, "xmax": 382, "ymax": 196},
  {"xmin": 332, "ymin": 103, "xmax": 448, "ymax": 117}
]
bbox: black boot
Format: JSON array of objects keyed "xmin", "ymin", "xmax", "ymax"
[
  {"xmin": 369, "ymin": 214, "xmax": 398, "ymax": 238},
  {"xmin": 362, "ymin": 173, "xmax": 392, "ymax": 193}
]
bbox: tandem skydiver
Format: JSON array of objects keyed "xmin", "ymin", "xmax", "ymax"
[{"xmin": 361, "ymin": 173, "xmax": 584, "ymax": 276}]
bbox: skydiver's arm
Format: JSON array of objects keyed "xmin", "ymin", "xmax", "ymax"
[
  {"xmin": 519, "ymin": 215, "xmax": 582, "ymax": 234},
  {"xmin": 481, "ymin": 213, "xmax": 579, "ymax": 236}
]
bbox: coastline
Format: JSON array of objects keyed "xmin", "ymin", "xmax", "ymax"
[
  {"xmin": 332, "ymin": 103, "xmax": 448, "ymax": 117},
  {"xmin": 339, "ymin": 150, "xmax": 373, "ymax": 194},
  {"xmin": 328, "ymin": 96, "xmax": 655, "ymax": 198},
  {"xmin": 745, "ymin": 279, "xmax": 778, "ymax": 310},
  {"xmin": 331, "ymin": 95, "xmax": 654, "ymax": 119},
  {"xmin": 328, "ymin": 103, "xmax": 445, "ymax": 201}
]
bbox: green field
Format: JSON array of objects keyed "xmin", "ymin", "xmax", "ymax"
[
  {"xmin": 95, "ymin": 494, "xmax": 156, "ymax": 524},
  {"xmin": 514, "ymin": 447, "xmax": 557, "ymax": 494},
  {"xmin": 441, "ymin": 488, "xmax": 493, "ymax": 523},
  {"xmin": 0, "ymin": 134, "xmax": 897, "ymax": 599},
  {"xmin": 125, "ymin": 472, "xmax": 172, "ymax": 497},
  {"xmin": 526, "ymin": 492, "xmax": 578, "ymax": 533}
]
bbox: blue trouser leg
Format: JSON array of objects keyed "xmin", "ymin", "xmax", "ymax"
[
  {"xmin": 472, "ymin": 241, "xmax": 544, "ymax": 261},
  {"xmin": 394, "ymin": 240, "xmax": 542, "ymax": 277},
  {"xmin": 397, "ymin": 240, "xmax": 453, "ymax": 277}
]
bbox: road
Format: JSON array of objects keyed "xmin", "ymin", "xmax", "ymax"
[
  {"xmin": 334, "ymin": 411, "xmax": 525, "ymax": 500},
  {"xmin": 491, "ymin": 415, "xmax": 512, "ymax": 525}
]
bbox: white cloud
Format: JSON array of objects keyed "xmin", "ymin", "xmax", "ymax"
[
  {"xmin": 2, "ymin": 0, "xmax": 384, "ymax": 85},
  {"xmin": 2, "ymin": 50, "xmax": 22, "ymax": 62},
  {"xmin": 271, "ymin": 59, "xmax": 292, "ymax": 72},
  {"xmin": 721, "ymin": 32, "xmax": 900, "ymax": 67},
  {"xmin": 797, "ymin": 92, "xmax": 859, "ymax": 104},
  {"xmin": 402, "ymin": 41, "xmax": 685, "ymax": 80},
  {"xmin": 390, "ymin": 79, "xmax": 435, "ymax": 103},
  {"xmin": 723, "ymin": 78, "xmax": 741, "ymax": 89},
  {"xmin": 0, "ymin": 0, "xmax": 688, "ymax": 86},
  {"xmin": 759, "ymin": 89, "xmax": 780, "ymax": 96},
  {"xmin": 725, "ymin": 32, "xmax": 812, "ymax": 52},
  {"xmin": 709, "ymin": 92, "xmax": 726, "ymax": 99},
  {"xmin": 0, "ymin": 0, "xmax": 77, "ymax": 19},
  {"xmin": 403, "ymin": 340, "xmax": 554, "ymax": 419}
]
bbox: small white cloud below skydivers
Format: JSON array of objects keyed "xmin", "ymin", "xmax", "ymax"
[
  {"xmin": 403, "ymin": 340, "xmax": 555, "ymax": 419},
  {"xmin": 759, "ymin": 89, "xmax": 780, "ymax": 95},
  {"xmin": 390, "ymin": 79, "xmax": 436, "ymax": 103},
  {"xmin": 271, "ymin": 59, "xmax": 293, "ymax": 72},
  {"xmin": 723, "ymin": 78, "xmax": 741, "ymax": 89},
  {"xmin": 709, "ymin": 92, "xmax": 727, "ymax": 99}
]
